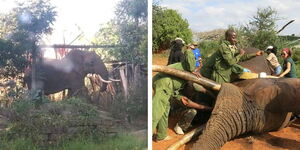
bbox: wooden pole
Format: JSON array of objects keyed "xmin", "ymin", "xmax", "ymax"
[{"xmin": 152, "ymin": 65, "xmax": 221, "ymax": 91}]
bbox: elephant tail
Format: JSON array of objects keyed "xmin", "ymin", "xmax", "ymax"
[{"xmin": 191, "ymin": 83, "xmax": 264, "ymax": 150}]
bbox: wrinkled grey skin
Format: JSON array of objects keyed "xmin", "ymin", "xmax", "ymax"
[
  {"xmin": 24, "ymin": 50, "xmax": 109, "ymax": 96},
  {"xmin": 191, "ymin": 78, "xmax": 300, "ymax": 150},
  {"xmin": 188, "ymin": 48, "xmax": 298, "ymax": 150}
]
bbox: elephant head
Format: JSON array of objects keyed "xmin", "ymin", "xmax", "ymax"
[
  {"xmin": 191, "ymin": 78, "xmax": 300, "ymax": 150},
  {"xmin": 65, "ymin": 50, "xmax": 109, "ymax": 92}
]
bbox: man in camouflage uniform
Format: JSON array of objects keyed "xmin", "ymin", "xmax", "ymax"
[
  {"xmin": 152, "ymin": 50, "xmax": 211, "ymax": 141},
  {"xmin": 201, "ymin": 29, "xmax": 263, "ymax": 83}
]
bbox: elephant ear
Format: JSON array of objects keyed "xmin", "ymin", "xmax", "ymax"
[
  {"xmin": 265, "ymin": 79, "xmax": 300, "ymax": 113},
  {"xmin": 250, "ymin": 78, "xmax": 300, "ymax": 113},
  {"xmin": 252, "ymin": 84, "xmax": 279, "ymax": 111}
]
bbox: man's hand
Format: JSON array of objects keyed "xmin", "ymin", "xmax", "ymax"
[
  {"xmin": 256, "ymin": 50, "xmax": 264, "ymax": 56},
  {"xmin": 181, "ymin": 96, "xmax": 212, "ymax": 110},
  {"xmin": 181, "ymin": 96, "xmax": 190, "ymax": 106},
  {"xmin": 192, "ymin": 71, "xmax": 202, "ymax": 78},
  {"xmin": 243, "ymin": 68, "xmax": 251, "ymax": 73}
]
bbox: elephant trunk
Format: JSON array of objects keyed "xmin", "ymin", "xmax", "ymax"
[{"xmin": 191, "ymin": 83, "xmax": 265, "ymax": 150}]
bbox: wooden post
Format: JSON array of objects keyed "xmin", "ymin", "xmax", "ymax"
[{"xmin": 119, "ymin": 67, "xmax": 128, "ymax": 102}]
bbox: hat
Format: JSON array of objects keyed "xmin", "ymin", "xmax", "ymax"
[
  {"xmin": 267, "ymin": 46, "xmax": 273, "ymax": 49},
  {"xmin": 192, "ymin": 42, "xmax": 198, "ymax": 46},
  {"xmin": 175, "ymin": 37, "xmax": 185, "ymax": 44},
  {"xmin": 265, "ymin": 45, "xmax": 273, "ymax": 51},
  {"xmin": 189, "ymin": 44, "xmax": 195, "ymax": 49}
]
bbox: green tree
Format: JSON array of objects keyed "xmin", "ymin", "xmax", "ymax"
[
  {"xmin": 114, "ymin": 0, "xmax": 148, "ymax": 64},
  {"xmin": 153, "ymin": 5, "xmax": 192, "ymax": 52},
  {"xmin": 0, "ymin": 0, "xmax": 56, "ymax": 77},
  {"xmin": 238, "ymin": 7, "xmax": 284, "ymax": 50},
  {"xmin": 93, "ymin": 0, "xmax": 147, "ymax": 64},
  {"xmin": 91, "ymin": 20, "xmax": 120, "ymax": 61}
]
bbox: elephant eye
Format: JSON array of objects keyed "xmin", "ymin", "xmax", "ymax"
[{"xmin": 90, "ymin": 61, "xmax": 95, "ymax": 65}]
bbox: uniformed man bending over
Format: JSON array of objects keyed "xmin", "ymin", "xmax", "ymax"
[{"xmin": 152, "ymin": 50, "xmax": 211, "ymax": 141}]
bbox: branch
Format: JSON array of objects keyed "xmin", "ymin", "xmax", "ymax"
[{"xmin": 277, "ymin": 20, "xmax": 295, "ymax": 34}]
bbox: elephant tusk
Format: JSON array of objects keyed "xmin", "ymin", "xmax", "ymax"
[
  {"xmin": 98, "ymin": 76, "xmax": 112, "ymax": 83},
  {"xmin": 109, "ymin": 78, "xmax": 121, "ymax": 82},
  {"xmin": 167, "ymin": 124, "xmax": 206, "ymax": 150},
  {"xmin": 152, "ymin": 65, "xmax": 221, "ymax": 91}
]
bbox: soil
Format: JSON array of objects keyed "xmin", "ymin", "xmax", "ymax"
[
  {"xmin": 152, "ymin": 53, "xmax": 300, "ymax": 150},
  {"xmin": 153, "ymin": 118, "xmax": 300, "ymax": 150}
]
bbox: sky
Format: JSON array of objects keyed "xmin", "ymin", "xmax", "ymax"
[
  {"xmin": 160, "ymin": 0, "xmax": 300, "ymax": 36},
  {"xmin": 0, "ymin": 0, "xmax": 121, "ymax": 45}
]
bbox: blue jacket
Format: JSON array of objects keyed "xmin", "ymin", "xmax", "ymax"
[{"xmin": 192, "ymin": 48, "xmax": 201, "ymax": 67}]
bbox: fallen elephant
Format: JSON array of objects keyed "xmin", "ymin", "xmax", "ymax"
[{"xmin": 153, "ymin": 65, "xmax": 299, "ymax": 150}]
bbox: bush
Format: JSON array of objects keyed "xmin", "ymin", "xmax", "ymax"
[
  {"xmin": 1, "ymin": 97, "xmax": 119, "ymax": 147},
  {"xmin": 0, "ymin": 133, "xmax": 147, "ymax": 150}
]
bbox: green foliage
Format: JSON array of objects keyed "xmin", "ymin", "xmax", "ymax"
[
  {"xmin": 59, "ymin": 134, "xmax": 147, "ymax": 150},
  {"xmin": 92, "ymin": 20, "xmax": 120, "ymax": 61},
  {"xmin": 0, "ymin": 133, "xmax": 147, "ymax": 150},
  {"xmin": 236, "ymin": 7, "xmax": 282, "ymax": 50},
  {"xmin": 0, "ymin": 0, "xmax": 56, "ymax": 77},
  {"xmin": 108, "ymin": 85, "xmax": 147, "ymax": 123},
  {"xmin": 92, "ymin": 0, "xmax": 147, "ymax": 64},
  {"xmin": 115, "ymin": 0, "xmax": 147, "ymax": 63},
  {"xmin": 0, "ymin": 137, "xmax": 38, "ymax": 150},
  {"xmin": 153, "ymin": 5, "xmax": 192, "ymax": 51},
  {"xmin": 3, "ymin": 97, "xmax": 113, "ymax": 147},
  {"xmin": 198, "ymin": 40, "xmax": 222, "ymax": 59}
]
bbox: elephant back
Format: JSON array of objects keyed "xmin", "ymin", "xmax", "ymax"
[{"xmin": 238, "ymin": 48, "xmax": 273, "ymax": 75}]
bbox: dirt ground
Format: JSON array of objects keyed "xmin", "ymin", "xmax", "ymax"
[{"xmin": 152, "ymin": 53, "xmax": 300, "ymax": 150}]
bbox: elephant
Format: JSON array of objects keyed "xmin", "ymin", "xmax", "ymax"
[
  {"xmin": 152, "ymin": 48, "xmax": 299, "ymax": 150},
  {"xmin": 24, "ymin": 50, "xmax": 109, "ymax": 96},
  {"xmin": 191, "ymin": 78, "xmax": 300, "ymax": 150}
]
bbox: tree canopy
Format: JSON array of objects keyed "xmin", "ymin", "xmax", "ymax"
[
  {"xmin": 93, "ymin": 0, "xmax": 147, "ymax": 64},
  {"xmin": 237, "ymin": 7, "xmax": 281, "ymax": 50},
  {"xmin": 0, "ymin": 0, "xmax": 56, "ymax": 77},
  {"xmin": 152, "ymin": 5, "xmax": 192, "ymax": 52}
]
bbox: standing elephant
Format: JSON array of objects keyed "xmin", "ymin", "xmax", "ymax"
[{"xmin": 24, "ymin": 50, "xmax": 109, "ymax": 96}]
